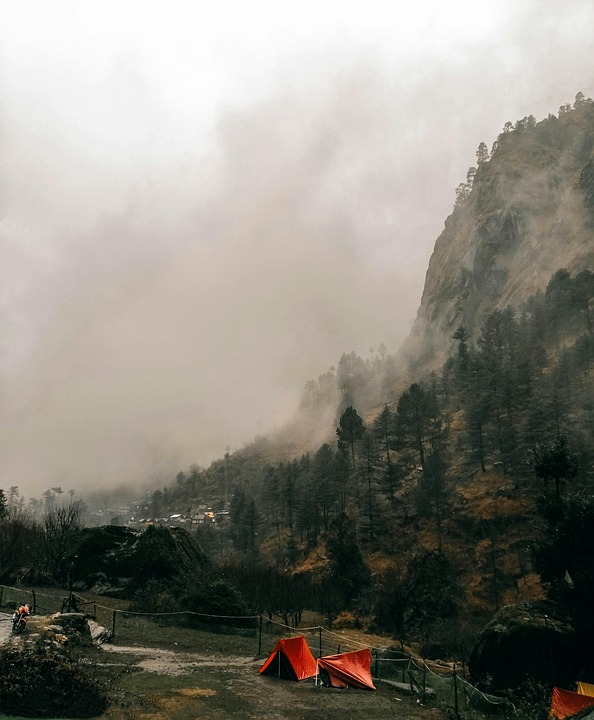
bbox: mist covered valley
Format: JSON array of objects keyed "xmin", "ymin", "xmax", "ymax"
[{"xmin": 2, "ymin": 1, "xmax": 594, "ymax": 504}]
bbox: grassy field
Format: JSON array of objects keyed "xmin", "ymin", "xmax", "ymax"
[
  {"xmin": 85, "ymin": 614, "xmax": 453, "ymax": 720},
  {"xmin": 95, "ymin": 642, "xmax": 450, "ymax": 720},
  {"xmin": 1, "ymin": 587, "xmax": 460, "ymax": 719}
]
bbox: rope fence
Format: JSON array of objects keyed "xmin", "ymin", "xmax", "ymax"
[{"xmin": 0, "ymin": 583, "xmax": 511, "ymax": 715}]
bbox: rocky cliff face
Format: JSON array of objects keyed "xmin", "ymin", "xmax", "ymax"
[{"xmin": 400, "ymin": 100, "xmax": 594, "ymax": 376}]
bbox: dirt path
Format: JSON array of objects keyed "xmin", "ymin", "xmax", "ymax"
[
  {"xmin": 0, "ymin": 613, "xmax": 13, "ymax": 644},
  {"xmin": 97, "ymin": 641, "xmax": 447, "ymax": 720},
  {"xmin": 102, "ymin": 643, "xmax": 259, "ymax": 676}
]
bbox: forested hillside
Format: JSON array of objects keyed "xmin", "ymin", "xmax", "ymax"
[
  {"xmin": 134, "ymin": 97, "xmax": 594, "ymax": 658},
  {"xmin": 143, "ymin": 267, "xmax": 593, "ymax": 646}
]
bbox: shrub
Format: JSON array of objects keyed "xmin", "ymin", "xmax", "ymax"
[
  {"xmin": 181, "ymin": 578, "xmax": 253, "ymax": 631},
  {"xmin": 332, "ymin": 611, "xmax": 361, "ymax": 629},
  {"xmin": 0, "ymin": 640, "xmax": 108, "ymax": 718}
]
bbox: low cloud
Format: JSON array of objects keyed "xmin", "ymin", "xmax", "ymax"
[{"xmin": 1, "ymin": 1, "xmax": 593, "ymax": 497}]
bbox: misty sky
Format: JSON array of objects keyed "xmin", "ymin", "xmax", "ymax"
[{"xmin": 1, "ymin": 0, "xmax": 593, "ymax": 498}]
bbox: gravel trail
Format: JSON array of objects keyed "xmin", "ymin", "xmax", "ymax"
[{"xmin": 0, "ymin": 612, "xmax": 13, "ymax": 644}]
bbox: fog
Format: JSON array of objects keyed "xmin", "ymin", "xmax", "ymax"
[{"xmin": 1, "ymin": 0, "xmax": 593, "ymax": 498}]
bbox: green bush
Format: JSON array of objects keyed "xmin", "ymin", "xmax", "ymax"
[{"xmin": 181, "ymin": 577, "xmax": 253, "ymax": 631}]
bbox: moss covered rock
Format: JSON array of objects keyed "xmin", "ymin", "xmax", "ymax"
[{"xmin": 469, "ymin": 600, "xmax": 579, "ymax": 692}]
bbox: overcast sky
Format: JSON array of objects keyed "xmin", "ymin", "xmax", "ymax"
[{"xmin": 1, "ymin": 0, "xmax": 593, "ymax": 499}]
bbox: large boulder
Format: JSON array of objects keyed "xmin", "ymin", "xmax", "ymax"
[
  {"xmin": 66, "ymin": 524, "xmax": 209, "ymax": 596},
  {"xmin": 469, "ymin": 600, "xmax": 580, "ymax": 692},
  {"xmin": 68, "ymin": 525, "xmax": 137, "ymax": 595}
]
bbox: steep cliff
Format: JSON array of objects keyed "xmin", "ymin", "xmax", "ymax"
[{"xmin": 400, "ymin": 99, "xmax": 594, "ymax": 376}]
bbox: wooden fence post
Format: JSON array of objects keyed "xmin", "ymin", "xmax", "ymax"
[
  {"xmin": 258, "ymin": 615, "xmax": 262, "ymax": 655},
  {"xmin": 453, "ymin": 663, "xmax": 459, "ymax": 718},
  {"xmin": 422, "ymin": 663, "xmax": 427, "ymax": 703},
  {"xmin": 32, "ymin": 590, "xmax": 36, "ymax": 614},
  {"xmin": 112, "ymin": 610, "xmax": 117, "ymax": 640}
]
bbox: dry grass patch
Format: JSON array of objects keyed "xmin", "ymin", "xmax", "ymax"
[
  {"xmin": 101, "ymin": 688, "xmax": 217, "ymax": 720},
  {"xmin": 174, "ymin": 688, "xmax": 217, "ymax": 697}
]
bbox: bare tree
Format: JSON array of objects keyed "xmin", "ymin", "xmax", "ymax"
[{"xmin": 44, "ymin": 505, "xmax": 82, "ymax": 581}]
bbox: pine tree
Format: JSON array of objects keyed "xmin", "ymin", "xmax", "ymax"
[{"xmin": 336, "ymin": 405, "xmax": 365, "ymax": 470}]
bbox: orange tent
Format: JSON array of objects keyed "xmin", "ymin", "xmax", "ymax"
[
  {"xmin": 259, "ymin": 635, "xmax": 317, "ymax": 681},
  {"xmin": 317, "ymin": 649, "xmax": 376, "ymax": 690},
  {"xmin": 549, "ymin": 687, "xmax": 594, "ymax": 720}
]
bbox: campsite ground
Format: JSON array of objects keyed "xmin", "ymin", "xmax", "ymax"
[
  {"xmin": 43, "ymin": 598, "xmax": 447, "ymax": 719},
  {"xmin": 97, "ymin": 640, "xmax": 449, "ymax": 720}
]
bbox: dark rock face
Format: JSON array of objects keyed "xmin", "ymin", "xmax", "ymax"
[
  {"xmin": 68, "ymin": 524, "xmax": 209, "ymax": 596},
  {"xmin": 399, "ymin": 103, "xmax": 594, "ymax": 379},
  {"xmin": 69, "ymin": 524, "xmax": 138, "ymax": 594},
  {"xmin": 469, "ymin": 600, "xmax": 580, "ymax": 692}
]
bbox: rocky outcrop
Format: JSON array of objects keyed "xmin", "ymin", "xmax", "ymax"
[
  {"xmin": 67, "ymin": 524, "xmax": 209, "ymax": 597},
  {"xmin": 44, "ymin": 612, "xmax": 93, "ymax": 646},
  {"xmin": 469, "ymin": 600, "xmax": 580, "ymax": 692}
]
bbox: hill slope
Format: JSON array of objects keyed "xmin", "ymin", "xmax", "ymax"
[{"xmin": 123, "ymin": 96, "xmax": 594, "ymax": 661}]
